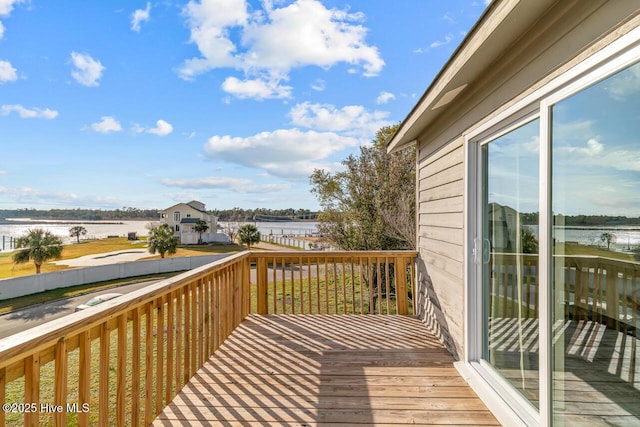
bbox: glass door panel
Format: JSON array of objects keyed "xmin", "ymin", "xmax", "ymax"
[
  {"xmin": 551, "ymin": 62, "xmax": 640, "ymax": 425},
  {"xmin": 482, "ymin": 119, "xmax": 540, "ymax": 407}
]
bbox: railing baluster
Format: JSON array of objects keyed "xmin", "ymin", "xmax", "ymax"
[
  {"xmin": 175, "ymin": 287, "xmax": 185, "ymax": 390},
  {"xmin": 299, "ymin": 255, "xmax": 304, "ymax": 314},
  {"xmin": 190, "ymin": 280, "xmax": 198, "ymax": 377},
  {"xmin": 24, "ymin": 354, "xmax": 39, "ymax": 426},
  {"xmin": 359, "ymin": 258, "xmax": 364, "ymax": 314},
  {"xmin": 144, "ymin": 302, "xmax": 153, "ymax": 427},
  {"xmin": 166, "ymin": 292, "xmax": 175, "ymax": 402},
  {"xmin": 368, "ymin": 257, "xmax": 374, "ymax": 314},
  {"xmin": 0, "ymin": 368, "xmax": 5, "ymax": 426},
  {"xmin": 155, "ymin": 296, "xmax": 165, "ymax": 416},
  {"xmin": 290, "ymin": 258, "xmax": 296, "ymax": 314},
  {"xmin": 81, "ymin": 333, "xmax": 93, "ymax": 425},
  {"xmin": 183, "ymin": 283, "xmax": 191, "ymax": 385},
  {"xmin": 342, "ymin": 258, "xmax": 347, "ymax": 314},
  {"xmin": 54, "ymin": 339, "xmax": 67, "ymax": 427},
  {"xmin": 307, "ymin": 256, "xmax": 313, "ymax": 314},
  {"xmin": 316, "ymin": 260, "xmax": 321, "ymax": 314},
  {"xmin": 117, "ymin": 315, "xmax": 127, "ymax": 426},
  {"xmin": 271, "ymin": 257, "xmax": 277, "ymax": 314},
  {"xmin": 257, "ymin": 258, "xmax": 268, "ymax": 314},
  {"xmin": 131, "ymin": 308, "xmax": 141, "ymax": 427},
  {"xmin": 99, "ymin": 322, "xmax": 110, "ymax": 427}
]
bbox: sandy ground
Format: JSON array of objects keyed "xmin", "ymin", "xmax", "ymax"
[{"xmin": 51, "ymin": 249, "xmax": 151, "ymax": 267}]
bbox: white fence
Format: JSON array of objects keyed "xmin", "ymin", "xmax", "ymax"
[
  {"xmin": 261, "ymin": 234, "xmax": 336, "ymax": 251},
  {"xmin": 0, "ymin": 254, "xmax": 229, "ymax": 300}
]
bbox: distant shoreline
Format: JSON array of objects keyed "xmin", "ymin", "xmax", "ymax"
[{"xmin": 1, "ymin": 218, "xmax": 153, "ymax": 225}]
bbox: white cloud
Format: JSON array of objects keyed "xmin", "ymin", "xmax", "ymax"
[
  {"xmin": 443, "ymin": 13, "xmax": 456, "ymax": 24},
  {"xmin": 146, "ymin": 119, "xmax": 173, "ymax": 136},
  {"xmin": 1, "ymin": 104, "xmax": 58, "ymax": 119},
  {"xmin": 311, "ymin": 78, "xmax": 325, "ymax": 91},
  {"xmin": 0, "ymin": 185, "xmax": 123, "ymax": 208},
  {"xmin": 559, "ymin": 138, "xmax": 604, "ymax": 157},
  {"xmin": 70, "ymin": 52, "xmax": 105, "ymax": 87},
  {"xmin": 0, "ymin": 0, "xmax": 24, "ymax": 16},
  {"xmin": 0, "ymin": 0, "xmax": 24, "ymax": 39},
  {"xmin": 0, "ymin": 59, "xmax": 17, "ymax": 83},
  {"xmin": 376, "ymin": 91, "xmax": 395, "ymax": 105},
  {"xmin": 179, "ymin": 0, "xmax": 384, "ymax": 99},
  {"xmin": 221, "ymin": 76, "xmax": 292, "ymax": 100},
  {"xmin": 160, "ymin": 176, "xmax": 291, "ymax": 193},
  {"xmin": 203, "ymin": 128, "xmax": 358, "ymax": 179},
  {"xmin": 88, "ymin": 116, "xmax": 122, "ymax": 133},
  {"xmin": 604, "ymin": 62, "xmax": 640, "ymax": 101},
  {"xmin": 131, "ymin": 2, "xmax": 151, "ymax": 32},
  {"xmin": 430, "ymin": 33, "xmax": 455, "ymax": 49},
  {"xmin": 0, "ymin": 170, "xmax": 6, "ymax": 175},
  {"xmin": 288, "ymin": 102, "xmax": 391, "ymax": 138}
]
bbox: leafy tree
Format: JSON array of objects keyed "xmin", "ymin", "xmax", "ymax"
[
  {"xmin": 148, "ymin": 223, "xmax": 179, "ymax": 258},
  {"xmin": 238, "ymin": 224, "xmax": 261, "ymax": 249},
  {"xmin": 521, "ymin": 226, "xmax": 538, "ymax": 254},
  {"xmin": 600, "ymin": 232, "xmax": 614, "ymax": 250},
  {"xmin": 310, "ymin": 124, "xmax": 416, "ymax": 250},
  {"xmin": 69, "ymin": 225, "xmax": 87, "ymax": 243},
  {"xmin": 193, "ymin": 219, "xmax": 209, "ymax": 244},
  {"xmin": 12, "ymin": 228, "xmax": 64, "ymax": 274}
]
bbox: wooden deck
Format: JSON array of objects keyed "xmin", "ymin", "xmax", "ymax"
[{"xmin": 152, "ymin": 314, "xmax": 499, "ymax": 426}]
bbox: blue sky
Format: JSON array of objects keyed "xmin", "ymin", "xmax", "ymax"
[{"xmin": 0, "ymin": 0, "xmax": 487, "ymax": 211}]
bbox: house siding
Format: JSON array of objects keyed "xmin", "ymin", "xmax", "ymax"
[
  {"xmin": 411, "ymin": 0, "xmax": 640, "ymax": 363},
  {"xmin": 415, "ymin": 139, "xmax": 465, "ymax": 358}
]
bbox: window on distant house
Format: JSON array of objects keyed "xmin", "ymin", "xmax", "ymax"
[
  {"xmin": 175, "ymin": 225, "xmax": 180, "ymax": 232},
  {"xmin": 174, "ymin": 212, "xmax": 180, "ymax": 222}
]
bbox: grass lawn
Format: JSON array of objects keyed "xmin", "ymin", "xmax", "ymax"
[{"xmin": 0, "ymin": 239, "xmax": 246, "ymax": 279}]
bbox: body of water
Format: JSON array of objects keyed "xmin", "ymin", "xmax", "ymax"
[
  {"xmin": 0, "ymin": 219, "xmax": 154, "ymax": 250},
  {"xmin": 0, "ymin": 219, "xmax": 320, "ymax": 251}
]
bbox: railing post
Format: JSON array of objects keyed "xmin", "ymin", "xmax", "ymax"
[
  {"xmin": 396, "ymin": 256, "xmax": 409, "ymax": 315},
  {"xmin": 257, "ymin": 257, "xmax": 269, "ymax": 314}
]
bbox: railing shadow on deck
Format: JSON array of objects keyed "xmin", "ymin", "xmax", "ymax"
[{"xmin": 0, "ymin": 249, "xmax": 417, "ymax": 426}]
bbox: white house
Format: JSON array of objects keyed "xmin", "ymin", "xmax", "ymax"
[
  {"xmin": 159, "ymin": 200, "xmax": 228, "ymax": 244},
  {"xmin": 388, "ymin": 1, "xmax": 640, "ymax": 426}
]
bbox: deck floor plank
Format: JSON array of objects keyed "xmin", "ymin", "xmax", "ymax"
[{"xmin": 153, "ymin": 314, "xmax": 499, "ymax": 426}]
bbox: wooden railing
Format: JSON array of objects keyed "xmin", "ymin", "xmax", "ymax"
[
  {"xmin": 250, "ymin": 251, "xmax": 418, "ymax": 315},
  {"xmin": 490, "ymin": 253, "xmax": 640, "ymax": 333},
  {"xmin": 0, "ymin": 250, "xmax": 417, "ymax": 426}
]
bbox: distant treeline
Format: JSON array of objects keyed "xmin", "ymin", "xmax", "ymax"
[
  {"xmin": 0, "ymin": 207, "xmax": 160, "ymax": 221},
  {"xmin": 211, "ymin": 208, "xmax": 317, "ymax": 221},
  {"xmin": 0, "ymin": 207, "xmax": 318, "ymax": 222},
  {"xmin": 521, "ymin": 212, "xmax": 640, "ymax": 226}
]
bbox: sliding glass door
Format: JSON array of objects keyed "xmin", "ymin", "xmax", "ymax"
[
  {"xmin": 481, "ymin": 119, "xmax": 540, "ymax": 407},
  {"xmin": 549, "ymin": 61, "xmax": 640, "ymax": 426},
  {"xmin": 475, "ymin": 56, "xmax": 640, "ymax": 426}
]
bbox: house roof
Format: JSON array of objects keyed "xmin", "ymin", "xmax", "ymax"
[
  {"xmin": 161, "ymin": 201, "xmax": 209, "ymax": 215},
  {"xmin": 387, "ymin": 0, "xmax": 558, "ymax": 152}
]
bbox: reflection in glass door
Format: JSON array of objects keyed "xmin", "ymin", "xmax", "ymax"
[
  {"xmin": 550, "ymin": 62, "xmax": 640, "ymax": 425},
  {"xmin": 481, "ymin": 119, "xmax": 540, "ymax": 407}
]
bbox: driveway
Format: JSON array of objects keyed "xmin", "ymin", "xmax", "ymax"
[
  {"xmin": 51, "ymin": 249, "xmax": 151, "ymax": 267},
  {"xmin": 0, "ymin": 279, "xmax": 162, "ymax": 339}
]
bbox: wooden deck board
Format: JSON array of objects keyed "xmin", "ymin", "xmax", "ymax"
[{"xmin": 153, "ymin": 315, "xmax": 499, "ymax": 426}]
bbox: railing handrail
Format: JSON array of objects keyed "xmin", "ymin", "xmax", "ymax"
[{"xmin": 0, "ymin": 250, "xmax": 252, "ymax": 370}]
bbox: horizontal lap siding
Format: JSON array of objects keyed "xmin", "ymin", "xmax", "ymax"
[{"xmin": 416, "ymin": 139, "xmax": 465, "ymax": 359}]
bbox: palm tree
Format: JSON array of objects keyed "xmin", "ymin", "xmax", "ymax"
[
  {"xmin": 69, "ymin": 225, "xmax": 87, "ymax": 243},
  {"xmin": 193, "ymin": 219, "xmax": 209, "ymax": 244},
  {"xmin": 12, "ymin": 228, "xmax": 64, "ymax": 274},
  {"xmin": 238, "ymin": 224, "xmax": 261, "ymax": 249},
  {"xmin": 148, "ymin": 223, "xmax": 179, "ymax": 258}
]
